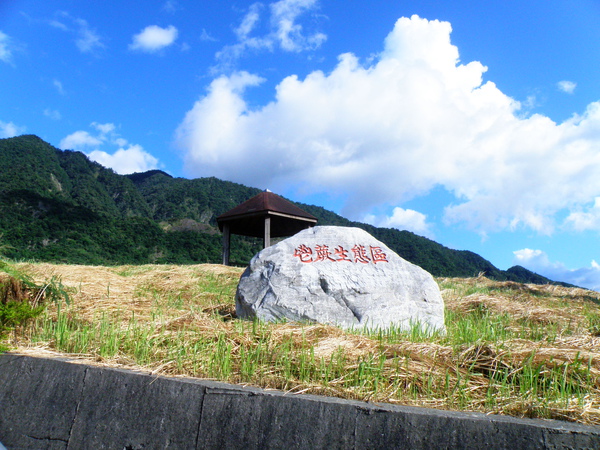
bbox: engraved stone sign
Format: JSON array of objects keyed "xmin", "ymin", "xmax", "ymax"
[{"xmin": 236, "ymin": 226, "xmax": 445, "ymax": 332}]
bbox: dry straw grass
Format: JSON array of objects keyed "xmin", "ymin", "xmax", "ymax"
[{"xmin": 5, "ymin": 264, "xmax": 600, "ymax": 425}]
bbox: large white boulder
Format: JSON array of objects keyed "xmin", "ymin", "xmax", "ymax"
[{"xmin": 235, "ymin": 226, "xmax": 445, "ymax": 332}]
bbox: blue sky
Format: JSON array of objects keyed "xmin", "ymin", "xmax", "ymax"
[{"xmin": 2, "ymin": 0, "xmax": 600, "ymax": 290}]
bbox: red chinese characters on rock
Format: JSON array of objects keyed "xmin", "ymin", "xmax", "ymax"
[
  {"xmin": 293, "ymin": 244, "xmax": 389, "ymax": 264},
  {"xmin": 293, "ymin": 244, "xmax": 314, "ymax": 263}
]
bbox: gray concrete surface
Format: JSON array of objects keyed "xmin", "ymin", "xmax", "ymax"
[{"xmin": 0, "ymin": 353, "xmax": 599, "ymax": 449}]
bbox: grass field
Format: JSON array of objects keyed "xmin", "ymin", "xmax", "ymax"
[{"xmin": 2, "ymin": 262, "xmax": 600, "ymax": 426}]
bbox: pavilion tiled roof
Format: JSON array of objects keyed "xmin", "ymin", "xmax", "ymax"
[
  {"xmin": 217, "ymin": 190, "xmax": 317, "ymax": 238},
  {"xmin": 217, "ymin": 190, "xmax": 317, "ymax": 221}
]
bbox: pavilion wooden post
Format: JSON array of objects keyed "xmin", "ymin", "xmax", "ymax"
[
  {"xmin": 263, "ymin": 216, "xmax": 271, "ymax": 248},
  {"xmin": 222, "ymin": 223, "xmax": 230, "ymax": 266}
]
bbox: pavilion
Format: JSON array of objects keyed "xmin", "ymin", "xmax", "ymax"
[{"xmin": 216, "ymin": 190, "xmax": 318, "ymax": 265}]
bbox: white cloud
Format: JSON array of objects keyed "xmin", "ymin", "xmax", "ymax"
[
  {"xmin": 0, "ymin": 31, "xmax": 14, "ymax": 64},
  {"xmin": 214, "ymin": 0, "xmax": 325, "ymax": 71},
  {"xmin": 129, "ymin": 25, "xmax": 178, "ymax": 53},
  {"xmin": 49, "ymin": 20, "xmax": 69, "ymax": 32},
  {"xmin": 75, "ymin": 19, "xmax": 103, "ymax": 53},
  {"xmin": 53, "ymin": 79, "xmax": 65, "ymax": 95},
  {"xmin": 270, "ymin": 0, "xmax": 326, "ymax": 52},
  {"xmin": 200, "ymin": 29, "xmax": 218, "ymax": 42},
  {"xmin": 522, "ymin": 95, "xmax": 538, "ymax": 111},
  {"xmin": 176, "ymin": 15, "xmax": 600, "ymax": 233},
  {"xmin": 91, "ymin": 122, "xmax": 116, "ymax": 135},
  {"xmin": 557, "ymin": 80, "xmax": 577, "ymax": 94},
  {"xmin": 513, "ymin": 248, "xmax": 548, "ymax": 266},
  {"xmin": 59, "ymin": 124, "xmax": 159, "ymax": 174},
  {"xmin": 0, "ymin": 121, "xmax": 25, "ymax": 138},
  {"xmin": 60, "ymin": 130, "xmax": 102, "ymax": 150},
  {"xmin": 235, "ymin": 3, "xmax": 262, "ymax": 41},
  {"xmin": 513, "ymin": 248, "xmax": 600, "ymax": 291},
  {"xmin": 163, "ymin": 0, "xmax": 180, "ymax": 14},
  {"xmin": 44, "ymin": 108, "xmax": 62, "ymax": 120},
  {"xmin": 364, "ymin": 207, "xmax": 433, "ymax": 238},
  {"xmin": 87, "ymin": 145, "xmax": 159, "ymax": 175},
  {"xmin": 52, "ymin": 12, "xmax": 105, "ymax": 54},
  {"xmin": 565, "ymin": 197, "xmax": 600, "ymax": 231},
  {"xmin": 175, "ymin": 70, "xmax": 264, "ymax": 160}
]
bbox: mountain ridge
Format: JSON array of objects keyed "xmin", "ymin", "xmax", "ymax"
[{"xmin": 0, "ymin": 134, "xmax": 574, "ymax": 287}]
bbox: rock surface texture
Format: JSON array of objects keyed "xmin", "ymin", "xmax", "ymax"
[{"xmin": 236, "ymin": 226, "xmax": 445, "ymax": 332}]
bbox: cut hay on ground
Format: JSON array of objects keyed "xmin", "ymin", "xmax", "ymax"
[{"xmin": 4, "ymin": 264, "xmax": 600, "ymax": 426}]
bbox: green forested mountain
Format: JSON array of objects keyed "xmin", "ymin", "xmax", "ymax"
[{"xmin": 0, "ymin": 135, "xmax": 571, "ymax": 286}]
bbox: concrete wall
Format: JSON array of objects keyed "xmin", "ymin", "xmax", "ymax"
[{"xmin": 0, "ymin": 353, "xmax": 598, "ymax": 449}]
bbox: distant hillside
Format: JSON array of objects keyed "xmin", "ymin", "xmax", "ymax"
[{"xmin": 0, "ymin": 135, "xmax": 573, "ymax": 287}]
